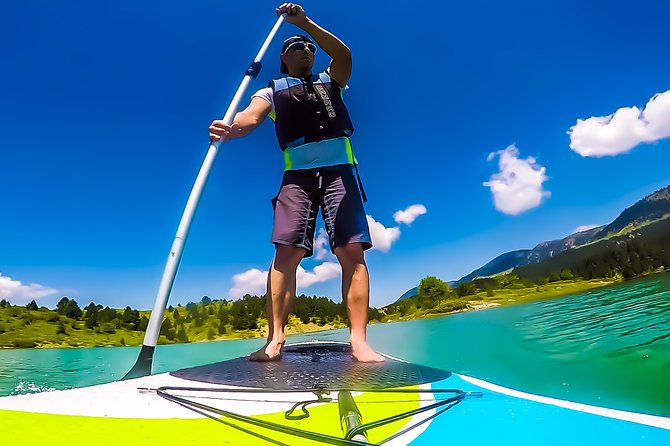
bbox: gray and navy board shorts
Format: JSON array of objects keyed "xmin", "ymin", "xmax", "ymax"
[{"xmin": 271, "ymin": 164, "xmax": 372, "ymax": 257}]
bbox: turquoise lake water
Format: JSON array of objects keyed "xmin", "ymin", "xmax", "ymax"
[{"xmin": 1, "ymin": 274, "xmax": 669, "ymax": 416}]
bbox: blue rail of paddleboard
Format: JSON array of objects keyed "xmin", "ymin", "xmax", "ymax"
[{"xmin": 411, "ymin": 376, "xmax": 670, "ymax": 445}]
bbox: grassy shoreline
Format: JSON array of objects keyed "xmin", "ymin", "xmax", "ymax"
[
  {"xmin": 0, "ymin": 313, "xmax": 348, "ymax": 350},
  {"xmin": 0, "ymin": 276, "xmax": 629, "ymax": 350},
  {"xmin": 379, "ymin": 277, "xmax": 621, "ymax": 323}
]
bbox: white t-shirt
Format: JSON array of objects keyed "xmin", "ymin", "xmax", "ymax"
[{"xmin": 251, "ymin": 86, "xmax": 274, "ymax": 111}]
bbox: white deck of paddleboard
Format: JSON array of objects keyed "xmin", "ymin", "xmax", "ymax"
[
  {"xmin": 0, "ymin": 373, "xmax": 438, "ymax": 445},
  {"xmin": 0, "ymin": 373, "xmax": 325, "ymax": 418},
  {"xmin": 0, "ymin": 370, "xmax": 667, "ymax": 434}
]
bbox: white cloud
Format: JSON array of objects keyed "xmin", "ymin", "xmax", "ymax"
[
  {"xmin": 0, "ymin": 273, "xmax": 58, "ymax": 302},
  {"xmin": 314, "ymin": 228, "xmax": 335, "ymax": 261},
  {"xmin": 229, "ymin": 262, "xmax": 342, "ymax": 299},
  {"xmin": 393, "ymin": 204, "xmax": 427, "ymax": 225},
  {"xmin": 297, "ymin": 262, "xmax": 341, "ymax": 288},
  {"xmin": 573, "ymin": 224, "xmax": 600, "ymax": 234},
  {"xmin": 366, "ymin": 215, "xmax": 401, "ymax": 253},
  {"xmin": 229, "ymin": 268, "xmax": 267, "ymax": 299},
  {"xmin": 483, "ymin": 144, "xmax": 550, "ymax": 215},
  {"xmin": 568, "ymin": 90, "xmax": 670, "ymax": 157}
]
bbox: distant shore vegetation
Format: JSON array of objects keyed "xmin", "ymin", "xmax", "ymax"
[
  {"xmin": 384, "ymin": 273, "xmax": 617, "ymax": 321},
  {"xmin": 0, "ymin": 294, "xmax": 382, "ymax": 349},
  {"xmin": 386, "ymin": 245, "xmax": 669, "ymax": 321},
  {"xmin": 2, "ymin": 242, "xmax": 667, "ymax": 349}
]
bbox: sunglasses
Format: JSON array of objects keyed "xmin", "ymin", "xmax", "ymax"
[{"xmin": 283, "ymin": 41, "xmax": 317, "ymax": 54}]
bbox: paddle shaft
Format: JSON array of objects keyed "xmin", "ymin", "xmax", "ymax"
[{"xmin": 124, "ymin": 14, "xmax": 287, "ymax": 379}]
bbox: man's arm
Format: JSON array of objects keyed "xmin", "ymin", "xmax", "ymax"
[
  {"xmin": 277, "ymin": 3, "xmax": 352, "ymax": 86},
  {"xmin": 209, "ymin": 96, "xmax": 272, "ymax": 142}
]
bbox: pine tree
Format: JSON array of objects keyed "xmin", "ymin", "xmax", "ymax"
[
  {"xmin": 218, "ymin": 305, "xmax": 229, "ymax": 324},
  {"xmin": 58, "ymin": 298, "xmax": 82, "ymax": 319},
  {"xmin": 85, "ymin": 306, "xmax": 99, "ymax": 329},
  {"xmin": 160, "ymin": 318, "xmax": 172, "ymax": 336},
  {"xmin": 122, "ymin": 307, "xmax": 141, "ymax": 330},
  {"xmin": 139, "ymin": 315, "xmax": 149, "ymax": 331},
  {"xmin": 56, "ymin": 297, "xmax": 71, "ymax": 314},
  {"xmin": 176, "ymin": 326, "xmax": 189, "ymax": 343}
]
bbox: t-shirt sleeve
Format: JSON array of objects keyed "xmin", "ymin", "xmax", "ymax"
[{"xmin": 251, "ymin": 87, "xmax": 274, "ymax": 112}]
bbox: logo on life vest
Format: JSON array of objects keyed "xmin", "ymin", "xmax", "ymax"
[{"xmin": 313, "ymin": 84, "xmax": 337, "ymax": 118}]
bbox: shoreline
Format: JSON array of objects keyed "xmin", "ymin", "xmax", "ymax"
[
  {"xmin": 1, "ymin": 319, "xmax": 351, "ymax": 350},
  {"xmin": 0, "ymin": 276, "xmax": 641, "ymax": 350},
  {"xmin": 376, "ymin": 277, "xmax": 622, "ymax": 324}
]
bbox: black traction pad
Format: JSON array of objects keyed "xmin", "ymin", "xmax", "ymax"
[{"xmin": 170, "ymin": 342, "xmax": 451, "ymax": 390}]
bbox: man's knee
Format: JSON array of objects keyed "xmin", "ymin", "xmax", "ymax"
[
  {"xmin": 335, "ymin": 243, "xmax": 367, "ymax": 270},
  {"xmin": 274, "ymin": 245, "xmax": 305, "ymax": 271}
]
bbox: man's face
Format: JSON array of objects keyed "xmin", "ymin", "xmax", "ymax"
[{"xmin": 281, "ymin": 41, "xmax": 316, "ymax": 75}]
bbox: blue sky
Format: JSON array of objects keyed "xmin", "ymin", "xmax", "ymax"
[{"xmin": 2, "ymin": 0, "xmax": 669, "ymax": 310}]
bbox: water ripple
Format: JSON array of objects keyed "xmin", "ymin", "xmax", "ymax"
[{"xmin": 517, "ymin": 277, "xmax": 670, "ymax": 360}]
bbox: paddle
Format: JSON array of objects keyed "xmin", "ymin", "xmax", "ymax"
[{"xmin": 124, "ymin": 13, "xmax": 288, "ymax": 380}]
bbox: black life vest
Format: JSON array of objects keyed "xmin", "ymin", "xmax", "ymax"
[{"xmin": 269, "ymin": 72, "xmax": 354, "ymax": 150}]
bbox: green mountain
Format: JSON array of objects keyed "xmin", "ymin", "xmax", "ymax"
[
  {"xmin": 595, "ymin": 186, "xmax": 670, "ymax": 236},
  {"xmin": 396, "ymin": 185, "xmax": 670, "ymax": 301},
  {"xmin": 525, "ymin": 225, "xmax": 604, "ymax": 264},
  {"xmin": 457, "ymin": 184, "xmax": 670, "ymax": 282},
  {"xmin": 515, "ymin": 216, "xmax": 670, "ymax": 280},
  {"xmin": 394, "ymin": 286, "xmax": 419, "ymax": 304},
  {"xmin": 457, "ymin": 249, "xmax": 532, "ymax": 283}
]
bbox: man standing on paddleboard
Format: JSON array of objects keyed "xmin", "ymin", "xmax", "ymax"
[{"xmin": 209, "ymin": 3, "xmax": 383, "ymax": 362}]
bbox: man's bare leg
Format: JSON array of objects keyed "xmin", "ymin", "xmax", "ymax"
[
  {"xmin": 335, "ymin": 243, "xmax": 384, "ymax": 362},
  {"xmin": 249, "ymin": 245, "xmax": 305, "ymax": 361}
]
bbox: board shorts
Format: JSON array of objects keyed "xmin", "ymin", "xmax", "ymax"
[{"xmin": 271, "ymin": 164, "xmax": 373, "ymax": 258}]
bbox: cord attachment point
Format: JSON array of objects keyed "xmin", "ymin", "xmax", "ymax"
[{"xmin": 246, "ymin": 61, "xmax": 262, "ymax": 79}]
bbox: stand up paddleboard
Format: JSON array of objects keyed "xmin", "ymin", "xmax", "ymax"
[
  {"xmin": 1, "ymin": 341, "xmax": 668, "ymax": 445},
  {"xmin": 3, "ymin": 13, "xmax": 667, "ymax": 446}
]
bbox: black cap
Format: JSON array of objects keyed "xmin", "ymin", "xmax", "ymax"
[{"xmin": 280, "ymin": 35, "xmax": 314, "ymax": 74}]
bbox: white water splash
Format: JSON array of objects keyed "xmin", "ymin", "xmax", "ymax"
[{"xmin": 11, "ymin": 380, "xmax": 63, "ymax": 396}]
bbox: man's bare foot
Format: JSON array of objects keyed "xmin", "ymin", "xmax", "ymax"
[
  {"xmin": 248, "ymin": 339, "xmax": 285, "ymax": 361},
  {"xmin": 350, "ymin": 338, "xmax": 385, "ymax": 362}
]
